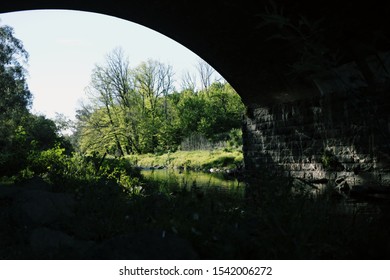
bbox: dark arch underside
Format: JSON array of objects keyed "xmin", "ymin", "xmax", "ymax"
[{"xmin": 2, "ymin": 0, "xmax": 390, "ymax": 105}]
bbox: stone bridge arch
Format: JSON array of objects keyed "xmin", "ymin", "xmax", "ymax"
[
  {"xmin": 2, "ymin": 1, "xmax": 390, "ymax": 187},
  {"xmin": 2, "ymin": 1, "xmax": 388, "ymax": 104}
]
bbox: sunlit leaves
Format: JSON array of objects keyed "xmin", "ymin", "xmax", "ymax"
[{"xmin": 76, "ymin": 49, "xmax": 244, "ymax": 156}]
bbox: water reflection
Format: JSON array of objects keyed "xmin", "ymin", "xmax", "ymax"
[{"xmin": 141, "ymin": 169, "xmax": 245, "ymax": 194}]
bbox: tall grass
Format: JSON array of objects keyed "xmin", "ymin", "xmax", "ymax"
[{"xmin": 128, "ymin": 149, "xmax": 243, "ymax": 171}]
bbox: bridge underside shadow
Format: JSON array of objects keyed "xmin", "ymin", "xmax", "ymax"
[{"xmin": 2, "ymin": 0, "xmax": 390, "ymax": 187}]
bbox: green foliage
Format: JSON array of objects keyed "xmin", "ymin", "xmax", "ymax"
[
  {"xmin": 0, "ymin": 24, "xmax": 31, "ymax": 111},
  {"xmin": 27, "ymin": 145, "xmax": 66, "ymax": 176},
  {"xmin": 0, "ymin": 23, "xmax": 72, "ymax": 177},
  {"xmin": 227, "ymin": 128, "xmax": 243, "ymax": 149},
  {"xmin": 25, "ymin": 145, "xmax": 141, "ymax": 193},
  {"xmin": 0, "ymin": 113, "xmax": 67, "ymax": 177},
  {"xmin": 0, "ymin": 23, "xmax": 32, "ymax": 176},
  {"xmin": 75, "ymin": 49, "xmax": 245, "ymax": 156}
]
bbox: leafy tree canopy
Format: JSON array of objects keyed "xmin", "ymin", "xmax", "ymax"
[
  {"xmin": 75, "ymin": 49, "xmax": 245, "ymax": 156},
  {"xmin": 0, "ymin": 22, "xmax": 64, "ymax": 176}
]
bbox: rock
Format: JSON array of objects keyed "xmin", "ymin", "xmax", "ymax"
[
  {"xmin": 85, "ymin": 230, "xmax": 198, "ymax": 259},
  {"xmin": 30, "ymin": 227, "xmax": 75, "ymax": 255},
  {"xmin": 12, "ymin": 190, "xmax": 76, "ymax": 227},
  {"xmin": 0, "ymin": 185, "xmax": 22, "ymax": 199},
  {"xmin": 20, "ymin": 177, "xmax": 53, "ymax": 192},
  {"xmin": 30, "ymin": 227, "xmax": 94, "ymax": 258}
]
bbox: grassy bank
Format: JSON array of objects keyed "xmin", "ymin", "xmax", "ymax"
[{"xmin": 127, "ymin": 149, "xmax": 243, "ymax": 171}]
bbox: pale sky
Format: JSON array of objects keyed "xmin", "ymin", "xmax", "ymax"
[{"xmin": 0, "ymin": 10, "xmax": 217, "ymax": 120}]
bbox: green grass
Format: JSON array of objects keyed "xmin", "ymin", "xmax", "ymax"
[{"xmin": 127, "ymin": 149, "xmax": 243, "ymax": 171}]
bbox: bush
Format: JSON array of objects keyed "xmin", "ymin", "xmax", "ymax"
[
  {"xmin": 25, "ymin": 146, "xmax": 141, "ymax": 192},
  {"xmin": 227, "ymin": 128, "xmax": 242, "ymax": 149}
]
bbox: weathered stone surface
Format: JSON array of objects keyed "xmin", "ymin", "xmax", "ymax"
[{"xmin": 243, "ymin": 87, "xmax": 390, "ymax": 189}]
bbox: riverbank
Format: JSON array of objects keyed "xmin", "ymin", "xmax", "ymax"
[
  {"xmin": 127, "ymin": 149, "xmax": 243, "ymax": 173},
  {"xmin": 2, "ymin": 174, "xmax": 389, "ymax": 259}
]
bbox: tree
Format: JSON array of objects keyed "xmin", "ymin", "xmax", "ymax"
[
  {"xmin": 133, "ymin": 59, "xmax": 174, "ymax": 151},
  {"xmin": 76, "ymin": 48, "xmax": 244, "ymax": 156},
  {"xmin": 134, "ymin": 59, "xmax": 174, "ymax": 117},
  {"xmin": 78, "ymin": 50, "xmax": 177, "ymax": 155},
  {"xmin": 0, "ymin": 24, "xmax": 31, "ymax": 111},
  {"xmin": 176, "ymin": 89, "xmax": 207, "ymax": 136},
  {"xmin": 196, "ymin": 59, "xmax": 218, "ymax": 90},
  {"xmin": 180, "ymin": 70, "xmax": 197, "ymax": 92},
  {"xmin": 0, "ymin": 23, "xmax": 32, "ymax": 176},
  {"xmin": 80, "ymin": 48, "xmax": 142, "ymax": 155},
  {"xmin": 174, "ymin": 82, "xmax": 244, "ymax": 144},
  {"xmin": 200, "ymin": 82, "xmax": 244, "ymax": 140},
  {"xmin": 24, "ymin": 115, "xmax": 59, "ymax": 150}
]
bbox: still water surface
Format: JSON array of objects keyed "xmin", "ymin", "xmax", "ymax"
[
  {"xmin": 141, "ymin": 169, "xmax": 389, "ymax": 215},
  {"xmin": 141, "ymin": 169, "xmax": 245, "ymax": 193}
]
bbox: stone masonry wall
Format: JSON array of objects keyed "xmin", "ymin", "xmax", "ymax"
[{"xmin": 243, "ymin": 89, "xmax": 390, "ymax": 187}]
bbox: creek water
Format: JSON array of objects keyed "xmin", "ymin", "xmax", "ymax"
[
  {"xmin": 141, "ymin": 169, "xmax": 245, "ymax": 194},
  {"xmin": 141, "ymin": 169, "xmax": 388, "ymax": 214}
]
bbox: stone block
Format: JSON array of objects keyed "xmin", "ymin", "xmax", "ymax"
[{"xmin": 243, "ymin": 91, "xmax": 390, "ymax": 184}]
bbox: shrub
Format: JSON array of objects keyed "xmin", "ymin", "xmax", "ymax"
[
  {"xmin": 25, "ymin": 146, "xmax": 141, "ymax": 192},
  {"xmin": 227, "ymin": 128, "xmax": 242, "ymax": 149}
]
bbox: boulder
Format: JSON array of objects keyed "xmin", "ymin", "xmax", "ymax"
[
  {"xmin": 20, "ymin": 177, "xmax": 53, "ymax": 192},
  {"xmin": 0, "ymin": 185, "xmax": 22, "ymax": 199},
  {"xmin": 85, "ymin": 230, "xmax": 198, "ymax": 259},
  {"xmin": 30, "ymin": 227, "xmax": 94, "ymax": 258},
  {"xmin": 30, "ymin": 227, "xmax": 75, "ymax": 255},
  {"xmin": 12, "ymin": 190, "xmax": 76, "ymax": 227}
]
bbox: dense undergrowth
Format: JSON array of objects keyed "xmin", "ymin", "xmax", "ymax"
[
  {"xmin": 2, "ymin": 148, "xmax": 390, "ymax": 259},
  {"xmin": 15, "ymin": 146, "xmax": 141, "ymax": 194}
]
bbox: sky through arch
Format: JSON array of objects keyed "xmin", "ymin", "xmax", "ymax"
[{"xmin": 0, "ymin": 9, "xmax": 222, "ymax": 120}]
